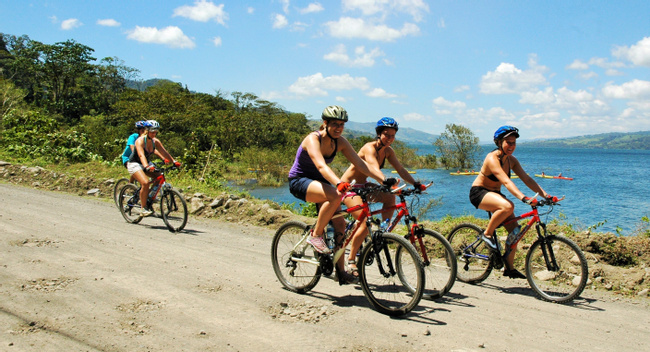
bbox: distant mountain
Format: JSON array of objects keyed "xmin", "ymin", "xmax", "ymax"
[
  {"xmin": 307, "ymin": 120, "xmax": 438, "ymax": 145},
  {"xmin": 521, "ymin": 130, "xmax": 650, "ymax": 150}
]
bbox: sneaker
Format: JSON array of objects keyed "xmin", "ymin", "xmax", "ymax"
[
  {"xmin": 481, "ymin": 232, "xmax": 498, "ymax": 251},
  {"xmin": 140, "ymin": 207, "xmax": 154, "ymax": 217},
  {"xmin": 504, "ymin": 268, "xmax": 526, "ymax": 279},
  {"xmin": 306, "ymin": 234, "xmax": 331, "ymax": 254}
]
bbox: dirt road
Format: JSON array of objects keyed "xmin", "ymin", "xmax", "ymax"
[{"xmin": 1, "ymin": 183, "xmax": 648, "ymax": 351}]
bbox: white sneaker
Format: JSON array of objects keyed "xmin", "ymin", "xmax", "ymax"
[
  {"xmin": 140, "ymin": 208, "xmax": 153, "ymax": 217},
  {"xmin": 306, "ymin": 235, "xmax": 331, "ymax": 254}
]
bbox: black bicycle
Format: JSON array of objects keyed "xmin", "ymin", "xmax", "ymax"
[
  {"xmin": 118, "ymin": 164, "xmax": 188, "ymax": 233},
  {"xmin": 271, "ymin": 184, "xmax": 424, "ymax": 316}
]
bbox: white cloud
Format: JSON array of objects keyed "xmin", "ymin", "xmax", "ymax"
[
  {"xmin": 323, "ymin": 44, "xmax": 385, "ymax": 67},
  {"xmin": 173, "ymin": 0, "xmax": 228, "ymax": 25},
  {"xmin": 126, "ymin": 26, "xmax": 196, "ymax": 49},
  {"xmin": 613, "ymin": 37, "xmax": 650, "ymax": 67},
  {"xmin": 479, "ymin": 62, "xmax": 548, "ymax": 94},
  {"xmin": 437, "ymin": 18, "xmax": 446, "ymax": 28},
  {"xmin": 280, "ymin": 0, "xmax": 290, "ymax": 14},
  {"xmin": 401, "ymin": 112, "xmax": 428, "ymax": 122},
  {"xmin": 300, "ymin": 3, "xmax": 324, "ymax": 14},
  {"xmin": 247, "ymin": 7, "xmax": 255, "ymax": 14},
  {"xmin": 366, "ymin": 88, "xmax": 397, "ymax": 98},
  {"xmin": 272, "ymin": 14, "xmax": 289, "ymax": 29},
  {"xmin": 567, "ymin": 59, "xmax": 589, "ymax": 70},
  {"xmin": 432, "ymin": 96, "xmax": 466, "ymax": 114},
  {"xmin": 342, "ymin": 0, "xmax": 430, "ymax": 22},
  {"xmin": 97, "ymin": 19, "xmax": 120, "ymax": 27},
  {"xmin": 602, "ymin": 79, "xmax": 650, "ymax": 100},
  {"xmin": 325, "ymin": 17, "xmax": 419, "ymax": 41},
  {"xmin": 453, "ymin": 85, "xmax": 470, "ymax": 93},
  {"xmin": 288, "ymin": 73, "xmax": 371, "ymax": 96},
  {"xmin": 212, "ymin": 37, "xmax": 222, "ymax": 46},
  {"xmin": 61, "ymin": 18, "xmax": 82, "ymax": 30}
]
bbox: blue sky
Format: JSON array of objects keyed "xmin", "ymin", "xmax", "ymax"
[{"xmin": 2, "ymin": 0, "xmax": 650, "ymax": 142}]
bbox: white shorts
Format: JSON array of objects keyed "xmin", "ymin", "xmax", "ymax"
[{"xmin": 126, "ymin": 162, "xmax": 153, "ymax": 175}]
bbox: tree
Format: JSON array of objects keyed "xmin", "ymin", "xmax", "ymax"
[{"xmin": 434, "ymin": 123, "xmax": 481, "ymax": 169}]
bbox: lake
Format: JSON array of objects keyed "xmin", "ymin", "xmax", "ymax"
[{"xmin": 235, "ymin": 146, "xmax": 650, "ymax": 235}]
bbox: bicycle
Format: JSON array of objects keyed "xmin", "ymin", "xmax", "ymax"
[
  {"xmin": 372, "ymin": 182, "xmax": 457, "ymax": 300},
  {"xmin": 117, "ymin": 164, "xmax": 188, "ymax": 233},
  {"xmin": 447, "ymin": 195, "xmax": 588, "ymax": 303},
  {"xmin": 113, "ymin": 177, "xmax": 137, "ymax": 209},
  {"xmin": 271, "ymin": 183, "xmax": 425, "ymax": 316}
]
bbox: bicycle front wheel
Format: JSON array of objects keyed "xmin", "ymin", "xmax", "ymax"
[
  {"xmin": 526, "ymin": 235, "xmax": 588, "ymax": 303},
  {"xmin": 161, "ymin": 189, "xmax": 188, "ymax": 232},
  {"xmin": 271, "ymin": 221, "xmax": 321, "ymax": 294},
  {"xmin": 405, "ymin": 229, "xmax": 457, "ymax": 300},
  {"xmin": 447, "ymin": 223, "xmax": 492, "ymax": 284},
  {"xmin": 359, "ymin": 232, "xmax": 424, "ymax": 316},
  {"xmin": 118, "ymin": 183, "xmax": 142, "ymax": 224}
]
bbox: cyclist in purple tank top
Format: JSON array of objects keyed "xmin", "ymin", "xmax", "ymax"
[{"xmin": 288, "ymin": 105, "xmax": 395, "ymax": 284}]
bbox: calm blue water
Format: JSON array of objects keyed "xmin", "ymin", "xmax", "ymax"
[{"xmin": 236, "ymin": 146, "xmax": 650, "ymax": 235}]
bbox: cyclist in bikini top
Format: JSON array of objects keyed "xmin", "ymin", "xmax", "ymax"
[
  {"xmin": 339, "ymin": 117, "xmax": 426, "ymax": 279},
  {"xmin": 469, "ymin": 125, "xmax": 556, "ymax": 279},
  {"xmin": 288, "ymin": 106, "xmax": 395, "ymax": 285}
]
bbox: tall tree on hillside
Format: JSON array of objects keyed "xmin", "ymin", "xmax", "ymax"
[{"xmin": 434, "ymin": 123, "xmax": 481, "ymax": 169}]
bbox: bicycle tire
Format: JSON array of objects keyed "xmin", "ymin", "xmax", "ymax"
[
  {"xmin": 118, "ymin": 183, "xmax": 143, "ymax": 224},
  {"xmin": 271, "ymin": 221, "xmax": 321, "ymax": 294},
  {"xmin": 447, "ymin": 223, "xmax": 493, "ymax": 284},
  {"xmin": 399, "ymin": 229, "xmax": 457, "ymax": 300},
  {"xmin": 359, "ymin": 232, "xmax": 424, "ymax": 316},
  {"xmin": 525, "ymin": 234, "xmax": 588, "ymax": 303},
  {"xmin": 160, "ymin": 188, "xmax": 188, "ymax": 233},
  {"xmin": 113, "ymin": 178, "xmax": 129, "ymax": 208}
]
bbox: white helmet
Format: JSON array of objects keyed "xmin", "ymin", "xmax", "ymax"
[{"xmin": 146, "ymin": 120, "xmax": 160, "ymax": 131}]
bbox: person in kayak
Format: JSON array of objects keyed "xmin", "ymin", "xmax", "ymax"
[{"xmin": 469, "ymin": 125, "xmax": 558, "ymax": 279}]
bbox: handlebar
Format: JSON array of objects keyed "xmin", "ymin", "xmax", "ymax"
[{"xmin": 527, "ymin": 193, "xmax": 565, "ymax": 207}]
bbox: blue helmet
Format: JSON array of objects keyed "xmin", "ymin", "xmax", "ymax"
[
  {"xmin": 375, "ymin": 117, "xmax": 399, "ymax": 135},
  {"xmin": 494, "ymin": 125, "xmax": 519, "ymax": 142},
  {"xmin": 135, "ymin": 120, "xmax": 147, "ymax": 129}
]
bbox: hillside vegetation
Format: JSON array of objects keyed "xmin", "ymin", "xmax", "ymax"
[{"xmin": 522, "ymin": 131, "xmax": 650, "ymax": 150}]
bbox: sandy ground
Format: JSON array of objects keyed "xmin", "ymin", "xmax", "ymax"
[{"xmin": 0, "ymin": 183, "xmax": 649, "ymax": 352}]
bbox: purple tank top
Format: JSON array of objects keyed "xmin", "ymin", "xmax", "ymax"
[{"xmin": 288, "ymin": 132, "xmax": 336, "ymax": 180}]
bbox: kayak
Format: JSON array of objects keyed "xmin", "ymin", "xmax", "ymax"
[
  {"xmin": 392, "ymin": 170, "xmax": 416, "ymax": 174},
  {"xmin": 449, "ymin": 171, "xmax": 479, "ymax": 176},
  {"xmin": 534, "ymin": 174, "xmax": 573, "ymax": 180}
]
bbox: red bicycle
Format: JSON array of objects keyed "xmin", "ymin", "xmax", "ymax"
[
  {"xmin": 447, "ymin": 195, "xmax": 588, "ymax": 303},
  {"xmin": 118, "ymin": 164, "xmax": 188, "ymax": 233},
  {"xmin": 369, "ymin": 182, "xmax": 457, "ymax": 300}
]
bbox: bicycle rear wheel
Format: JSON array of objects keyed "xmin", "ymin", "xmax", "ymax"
[
  {"xmin": 118, "ymin": 183, "xmax": 142, "ymax": 224},
  {"xmin": 401, "ymin": 229, "xmax": 457, "ymax": 300},
  {"xmin": 160, "ymin": 188, "xmax": 188, "ymax": 232},
  {"xmin": 113, "ymin": 178, "xmax": 129, "ymax": 208},
  {"xmin": 447, "ymin": 223, "xmax": 492, "ymax": 284},
  {"xmin": 526, "ymin": 235, "xmax": 588, "ymax": 303},
  {"xmin": 271, "ymin": 221, "xmax": 321, "ymax": 294},
  {"xmin": 359, "ymin": 232, "xmax": 424, "ymax": 316}
]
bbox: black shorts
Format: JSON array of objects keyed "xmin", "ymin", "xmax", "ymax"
[
  {"xmin": 469, "ymin": 186, "xmax": 506, "ymax": 209},
  {"xmin": 289, "ymin": 176, "xmax": 328, "ymax": 202}
]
